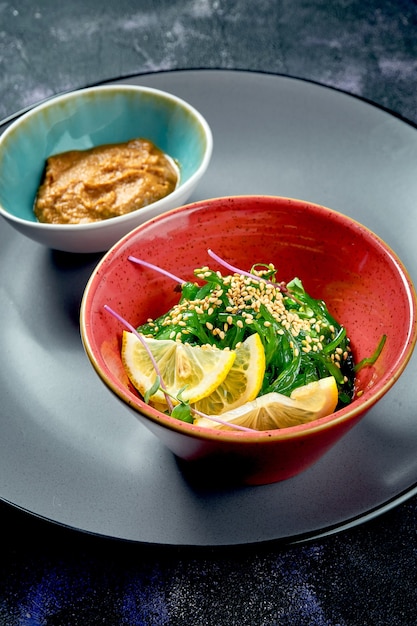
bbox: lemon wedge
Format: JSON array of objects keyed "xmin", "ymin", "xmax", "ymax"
[
  {"xmin": 121, "ymin": 331, "xmax": 236, "ymax": 406},
  {"xmin": 192, "ymin": 333, "xmax": 266, "ymax": 415},
  {"xmin": 194, "ymin": 376, "xmax": 338, "ymax": 431}
]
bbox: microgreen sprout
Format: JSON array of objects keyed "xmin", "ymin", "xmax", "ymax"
[
  {"xmin": 104, "ymin": 304, "xmax": 174, "ymax": 413},
  {"xmin": 103, "ymin": 304, "xmax": 256, "ymax": 432}
]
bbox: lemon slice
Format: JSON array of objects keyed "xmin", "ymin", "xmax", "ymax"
[
  {"xmin": 192, "ymin": 333, "xmax": 266, "ymax": 415},
  {"xmin": 121, "ymin": 331, "xmax": 236, "ymax": 406},
  {"xmin": 194, "ymin": 376, "xmax": 338, "ymax": 431}
]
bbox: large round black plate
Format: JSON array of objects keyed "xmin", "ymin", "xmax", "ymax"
[{"xmin": 1, "ymin": 70, "xmax": 417, "ymax": 545}]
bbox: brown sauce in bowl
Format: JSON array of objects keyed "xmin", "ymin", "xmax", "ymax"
[{"xmin": 34, "ymin": 138, "xmax": 179, "ymax": 224}]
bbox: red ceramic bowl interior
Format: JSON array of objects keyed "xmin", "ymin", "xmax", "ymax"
[{"xmin": 80, "ymin": 196, "xmax": 417, "ymax": 484}]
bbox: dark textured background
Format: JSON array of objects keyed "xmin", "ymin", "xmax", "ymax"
[
  {"xmin": 2, "ymin": 0, "xmax": 417, "ymax": 124},
  {"xmin": 1, "ymin": 1, "xmax": 417, "ymax": 624}
]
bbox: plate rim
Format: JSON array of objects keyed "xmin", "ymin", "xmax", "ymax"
[{"xmin": 2, "ymin": 67, "xmax": 417, "ymax": 132}]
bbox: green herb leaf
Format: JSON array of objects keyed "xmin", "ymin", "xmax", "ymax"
[
  {"xmin": 144, "ymin": 376, "xmax": 161, "ymax": 403},
  {"xmin": 171, "ymin": 402, "xmax": 194, "ymax": 423}
]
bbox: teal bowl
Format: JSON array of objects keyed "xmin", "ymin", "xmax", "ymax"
[{"xmin": 0, "ymin": 85, "xmax": 212, "ymax": 253}]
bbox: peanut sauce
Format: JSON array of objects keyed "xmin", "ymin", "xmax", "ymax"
[{"xmin": 34, "ymin": 138, "xmax": 179, "ymax": 224}]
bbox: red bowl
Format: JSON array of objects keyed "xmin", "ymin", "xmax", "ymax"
[{"xmin": 80, "ymin": 196, "xmax": 417, "ymax": 485}]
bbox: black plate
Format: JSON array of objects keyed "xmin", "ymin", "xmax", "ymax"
[{"xmin": 1, "ymin": 69, "xmax": 417, "ymax": 546}]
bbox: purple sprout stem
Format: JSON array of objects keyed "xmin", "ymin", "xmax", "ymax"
[
  {"xmin": 128, "ymin": 255, "xmax": 185, "ymax": 285},
  {"xmin": 103, "ymin": 304, "xmax": 174, "ymax": 412},
  {"xmin": 207, "ymin": 248, "xmax": 289, "ymax": 293},
  {"xmin": 191, "ymin": 407, "xmax": 257, "ymax": 433}
]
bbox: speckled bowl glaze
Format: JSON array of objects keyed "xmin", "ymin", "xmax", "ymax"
[
  {"xmin": 80, "ymin": 196, "xmax": 417, "ymax": 485},
  {"xmin": 0, "ymin": 85, "xmax": 212, "ymax": 253}
]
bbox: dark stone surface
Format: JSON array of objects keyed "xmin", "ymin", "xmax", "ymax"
[
  {"xmin": 1, "ymin": 0, "xmax": 417, "ymax": 124},
  {"xmin": 1, "ymin": 1, "xmax": 417, "ymax": 624}
]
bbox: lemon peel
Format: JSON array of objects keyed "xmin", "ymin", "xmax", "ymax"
[{"xmin": 194, "ymin": 376, "xmax": 338, "ymax": 431}]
